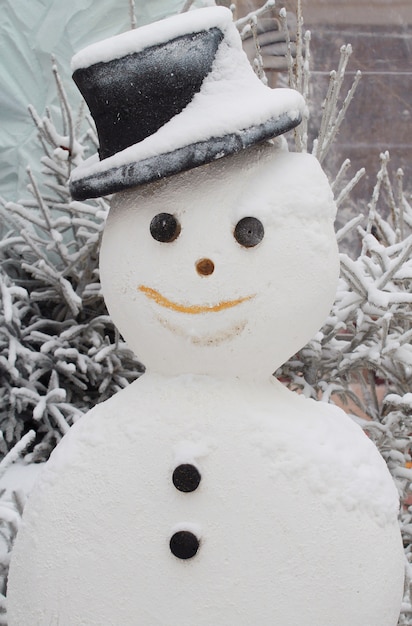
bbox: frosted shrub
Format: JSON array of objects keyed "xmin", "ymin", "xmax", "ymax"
[{"xmin": 0, "ymin": 64, "xmax": 141, "ymax": 463}]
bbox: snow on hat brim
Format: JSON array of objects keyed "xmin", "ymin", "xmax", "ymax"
[{"xmin": 69, "ymin": 7, "xmax": 306, "ymax": 201}]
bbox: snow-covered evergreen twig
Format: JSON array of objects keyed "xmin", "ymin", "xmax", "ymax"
[
  {"xmin": 313, "ymin": 46, "xmax": 361, "ymax": 163},
  {"xmin": 0, "ymin": 432, "xmax": 36, "ymax": 482},
  {"xmin": 279, "ymin": 1, "xmax": 361, "ymax": 172},
  {"xmin": 249, "ymin": 16, "xmax": 268, "ymax": 84},
  {"xmin": 129, "ymin": 0, "xmax": 137, "ymax": 29},
  {"xmin": 0, "ymin": 489, "xmax": 25, "ymax": 624},
  {"xmin": 180, "ymin": 0, "xmax": 196, "ymax": 13},
  {"xmin": 235, "ymin": 0, "xmax": 275, "ymax": 32}
]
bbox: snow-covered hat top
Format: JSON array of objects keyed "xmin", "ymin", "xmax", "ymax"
[{"xmin": 69, "ymin": 7, "xmax": 306, "ymax": 201}]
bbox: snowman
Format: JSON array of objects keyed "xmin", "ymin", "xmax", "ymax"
[{"xmin": 7, "ymin": 7, "xmax": 404, "ymax": 626}]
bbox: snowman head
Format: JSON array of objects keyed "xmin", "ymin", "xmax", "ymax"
[{"xmin": 100, "ymin": 144, "xmax": 340, "ymax": 379}]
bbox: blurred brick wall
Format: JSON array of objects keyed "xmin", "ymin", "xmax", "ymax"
[
  {"xmin": 231, "ymin": 0, "xmax": 412, "ymax": 202},
  {"xmin": 301, "ymin": 0, "xmax": 412, "ymax": 25},
  {"xmin": 301, "ymin": 0, "xmax": 412, "ymax": 201}
]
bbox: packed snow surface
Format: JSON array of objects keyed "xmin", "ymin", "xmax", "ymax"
[
  {"xmin": 71, "ymin": 6, "xmax": 235, "ymax": 70},
  {"xmin": 36, "ymin": 375, "xmax": 401, "ymax": 525},
  {"xmin": 7, "ymin": 374, "xmax": 404, "ymax": 626}
]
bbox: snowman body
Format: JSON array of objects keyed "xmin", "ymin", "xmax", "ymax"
[
  {"xmin": 7, "ymin": 146, "xmax": 405, "ymax": 624},
  {"xmin": 8, "ymin": 373, "xmax": 404, "ymax": 626}
]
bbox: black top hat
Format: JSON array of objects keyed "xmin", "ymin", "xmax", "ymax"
[{"xmin": 69, "ymin": 7, "xmax": 305, "ymax": 201}]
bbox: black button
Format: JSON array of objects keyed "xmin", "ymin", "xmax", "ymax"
[
  {"xmin": 170, "ymin": 531, "xmax": 200, "ymax": 559},
  {"xmin": 172, "ymin": 464, "xmax": 201, "ymax": 492}
]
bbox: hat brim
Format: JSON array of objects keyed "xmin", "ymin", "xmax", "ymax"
[{"xmin": 70, "ymin": 111, "xmax": 301, "ymax": 201}]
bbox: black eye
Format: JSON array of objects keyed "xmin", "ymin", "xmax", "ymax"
[
  {"xmin": 150, "ymin": 213, "xmax": 181, "ymax": 242},
  {"xmin": 234, "ymin": 217, "xmax": 264, "ymax": 248}
]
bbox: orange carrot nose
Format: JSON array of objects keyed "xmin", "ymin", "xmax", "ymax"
[{"xmin": 196, "ymin": 258, "xmax": 215, "ymax": 276}]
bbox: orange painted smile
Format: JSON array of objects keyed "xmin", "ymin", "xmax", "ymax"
[{"xmin": 138, "ymin": 285, "xmax": 254, "ymax": 314}]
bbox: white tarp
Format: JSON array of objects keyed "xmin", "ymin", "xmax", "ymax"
[{"xmin": 0, "ymin": 0, "xmax": 210, "ymax": 200}]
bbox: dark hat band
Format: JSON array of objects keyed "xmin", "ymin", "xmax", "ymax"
[{"xmin": 70, "ymin": 112, "xmax": 300, "ymax": 200}]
